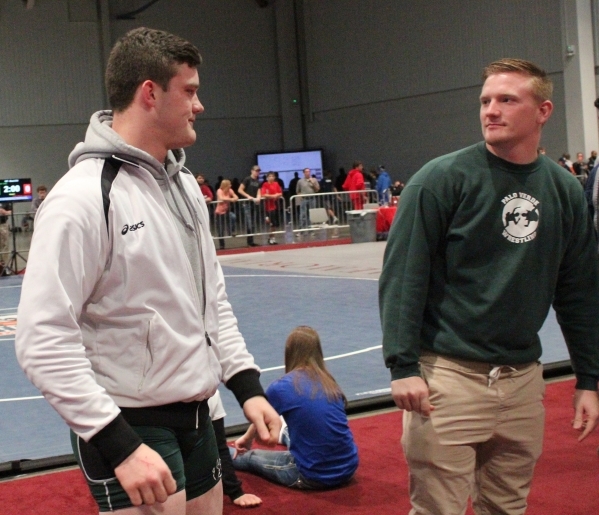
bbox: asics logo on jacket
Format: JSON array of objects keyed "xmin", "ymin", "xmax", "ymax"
[{"xmin": 121, "ymin": 221, "xmax": 145, "ymax": 235}]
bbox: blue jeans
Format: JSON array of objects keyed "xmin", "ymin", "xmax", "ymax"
[
  {"xmin": 230, "ymin": 448, "xmax": 324, "ymax": 489},
  {"xmin": 242, "ymin": 203, "xmax": 256, "ymax": 244},
  {"xmin": 299, "ymin": 197, "xmax": 316, "ymax": 229},
  {"xmin": 216, "ymin": 212, "xmax": 236, "ymax": 238}
]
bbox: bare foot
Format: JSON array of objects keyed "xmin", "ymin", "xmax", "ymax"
[{"xmin": 233, "ymin": 493, "xmax": 263, "ymax": 508}]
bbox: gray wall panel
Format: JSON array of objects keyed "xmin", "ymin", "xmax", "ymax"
[
  {"xmin": 304, "ymin": 0, "xmax": 566, "ymax": 178},
  {"xmin": 184, "ymin": 116, "xmax": 283, "ymax": 180},
  {"xmin": 109, "ymin": 0, "xmax": 281, "ymax": 120},
  {"xmin": 0, "ymin": 0, "xmax": 573, "ymax": 192},
  {"xmin": 0, "ymin": 124, "xmax": 88, "ymax": 209},
  {"xmin": 305, "ymin": 0, "xmax": 562, "ymax": 113},
  {"xmin": 308, "ymin": 73, "xmax": 567, "ymax": 181},
  {"xmin": 0, "ymin": 0, "xmax": 104, "ymax": 126}
]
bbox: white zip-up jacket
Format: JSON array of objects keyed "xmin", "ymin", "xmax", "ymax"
[{"xmin": 16, "ymin": 112, "xmax": 262, "ymax": 465}]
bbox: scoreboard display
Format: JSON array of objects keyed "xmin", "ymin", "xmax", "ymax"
[{"xmin": 0, "ymin": 178, "xmax": 33, "ymax": 203}]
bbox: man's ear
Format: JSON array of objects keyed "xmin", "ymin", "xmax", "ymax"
[
  {"xmin": 139, "ymin": 80, "xmax": 158, "ymax": 107},
  {"xmin": 538, "ymin": 99, "xmax": 553, "ymax": 125}
]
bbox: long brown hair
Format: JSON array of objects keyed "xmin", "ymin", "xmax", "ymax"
[{"xmin": 284, "ymin": 326, "xmax": 345, "ymax": 404}]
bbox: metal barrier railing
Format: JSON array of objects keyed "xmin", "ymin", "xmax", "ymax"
[
  {"xmin": 6, "ymin": 190, "xmax": 382, "ymax": 260},
  {"xmin": 208, "ymin": 196, "xmax": 289, "ymax": 247},
  {"xmin": 288, "ymin": 189, "xmax": 379, "ymax": 232},
  {"xmin": 208, "ymin": 190, "xmax": 377, "ymax": 245}
]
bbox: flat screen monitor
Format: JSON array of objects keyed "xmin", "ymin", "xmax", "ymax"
[
  {"xmin": 0, "ymin": 178, "xmax": 33, "ymax": 203},
  {"xmin": 256, "ymin": 149, "xmax": 323, "ymax": 189}
]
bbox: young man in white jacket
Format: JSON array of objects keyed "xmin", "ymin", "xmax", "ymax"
[{"xmin": 15, "ymin": 27, "xmax": 280, "ymax": 515}]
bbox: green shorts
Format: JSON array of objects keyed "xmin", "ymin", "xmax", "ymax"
[{"xmin": 71, "ymin": 409, "xmax": 220, "ymax": 512}]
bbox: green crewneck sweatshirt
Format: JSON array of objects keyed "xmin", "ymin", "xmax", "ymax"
[{"xmin": 379, "ymin": 142, "xmax": 599, "ymax": 390}]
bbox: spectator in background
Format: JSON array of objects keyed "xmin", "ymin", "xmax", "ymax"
[
  {"xmin": 208, "ymin": 391, "xmax": 262, "ymax": 509},
  {"xmin": 32, "ymin": 185, "xmax": 48, "ymax": 215},
  {"xmin": 231, "ymin": 177, "xmax": 240, "ymax": 195},
  {"xmin": 296, "ymin": 167, "xmax": 320, "ymax": 229},
  {"xmin": 334, "ymin": 167, "xmax": 349, "ymax": 216},
  {"xmin": 238, "ymin": 165, "xmax": 262, "ymax": 247},
  {"xmin": 261, "ymin": 172, "xmax": 283, "ymax": 245},
  {"xmin": 319, "ymin": 170, "xmax": 339, "ymax": 224},
  {"xmin": 215, "ymin": 179, "xmax": 238, "ymax": 250},
  {"xmin": 196, "ymin": 174, "xmax": 214, "ymax": 202},
  {"xmin": 288, "ymin": 172, "xmax": 300, "ymax": 198},
  {"xmin": 231, "ymin": 326, "xmax": 359, "ymax": 490},
  {"xmin": 367, "ymin": 168, "xmax": 377, "ymax": 190},
  {"xmin": 390, "ymin": 180, "xmax": 404, "ymax": 197},
  {"xmin": 343, "ymin": 161, "xmax": 366, "ymax": 210},
  {"xmin": 584, "ymin": 98, "xmax": 599, "ymax": 231},
  {"xmin": 334, "ymin": 167, "xmax": 347, "ymax": 193},
  {"xmin": 0, "ymin": 202, "xmax": 11, "ymax": 269},
  {"xmin": 274, "ymin": 172, "xmax": 285, "ymax": 192},
  {"xmin": 22, "ymin": 185, "xmax": 48, "ymax": 231},
  {"xmin": 376, "ymin": 165, "xmax": 392, "ymax": 205},
  {"xmin": 559, "ymin": 153, "xmax": 575, "ymax": 175},
  {"xmin": 588, "ymin": 150, "xmax": 597, "ymax": 170},
  {"xmin": 572, "ymin": 152, "xmax": 588, "ymax": 177},
  {"xmin": 585, "ymin": 158, "xmax": 597, "ymax": 222}
]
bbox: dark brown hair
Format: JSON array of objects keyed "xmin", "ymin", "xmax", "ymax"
[
  {"xmin": 106, "ymin": 27, "xmax": 202, "ymax": 112},
  {"xmin": 284, "ymin": 326, "xmax": 345, "ymax": 403}
]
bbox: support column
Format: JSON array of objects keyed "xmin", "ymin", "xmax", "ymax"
[
  {"xmin": 274, "ymin": 0, "xmax": 304, "ymax": 149},
  {"xmin": 562, "ymin": 0, "xmax": 599, "ymax": 155}
]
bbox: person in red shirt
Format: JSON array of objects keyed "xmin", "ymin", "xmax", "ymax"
[
  {"xmin": 343, "ymin": 161, "xmax": 366, "ymax": 210},
  {"xmin": 261, "ymin": 172, "xmax": 283, "ymax": 245},
  {"xmin": 196, "ymin": 174, "xmax": 214, "ymax": 202}
]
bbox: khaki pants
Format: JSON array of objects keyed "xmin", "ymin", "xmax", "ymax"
[
  {"xmin": 402, "ymin": 353, "xmax": 545, "ymax": 515},
  {"xmin": 0, "ymin": 223, "xmax": 8, "ymax": 264}
]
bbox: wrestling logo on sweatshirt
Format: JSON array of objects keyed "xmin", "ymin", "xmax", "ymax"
[{"xmin": 501, "ymin": 192, "xmax": 539, "ymax": 243}]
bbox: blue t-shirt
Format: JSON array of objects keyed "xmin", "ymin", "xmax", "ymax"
[{"xmin": 266, "ymin": 371, "xmax": 359, "ymax": 485}]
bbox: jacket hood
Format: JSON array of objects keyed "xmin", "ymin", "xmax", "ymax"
[{"xmin": 68, "ymin": 110, "xmax": 186, "ymax": 179}]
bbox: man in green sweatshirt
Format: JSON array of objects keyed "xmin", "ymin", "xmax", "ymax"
[{"xmin": 379, "ymin": 58, "xmax": 599, "ymax": 515}]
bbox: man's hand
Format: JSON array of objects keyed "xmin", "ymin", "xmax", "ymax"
[
  {"xmin": 572, "ymin": 389, "xmax": 599, "ymax": 441},
  {"xmin": 242, "ymin": 396, "xmax": 281, "ymax": 446},
  {"xmin": 391, "ymin": 376, "xmax": 434, "ymax": 416},
  {"xmin": 114, "ymin": 443, "xmax": 177, "ymax": 506},
  {"xmin": 233, "ymin": 424, "xmax": 256, "ymax": 458}
]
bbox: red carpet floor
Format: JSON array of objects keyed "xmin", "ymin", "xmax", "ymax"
[{"xmin": 1, "ymin": 378, "xmax": 597, "ymax": 514}]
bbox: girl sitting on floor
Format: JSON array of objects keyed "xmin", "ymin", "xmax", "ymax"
[{"xmin": 231, "ymin": 326, "xmax": 359, "ymax": 489}]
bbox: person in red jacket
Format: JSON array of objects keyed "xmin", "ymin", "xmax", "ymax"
[{"xmin": 343, "ymin": 161, "xmax": 366, "ymax": 210}]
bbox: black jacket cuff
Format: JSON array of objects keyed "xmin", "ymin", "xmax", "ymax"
[
  {"xmin": 225, "ymin": 369, "xmax": 265, "ymax": 407},
  {"xmin": 89, "ymin": 414, "xmax": 143, "ymax": 469}
]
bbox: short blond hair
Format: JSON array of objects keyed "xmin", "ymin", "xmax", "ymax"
[{"xmin": 482, "ymin": 58, "xmax": 553, "ymax": 102}]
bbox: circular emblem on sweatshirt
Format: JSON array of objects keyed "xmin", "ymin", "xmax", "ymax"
[{"xmin": 501, "ymin": 193, "xmax": 539, "ymax": 243}]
